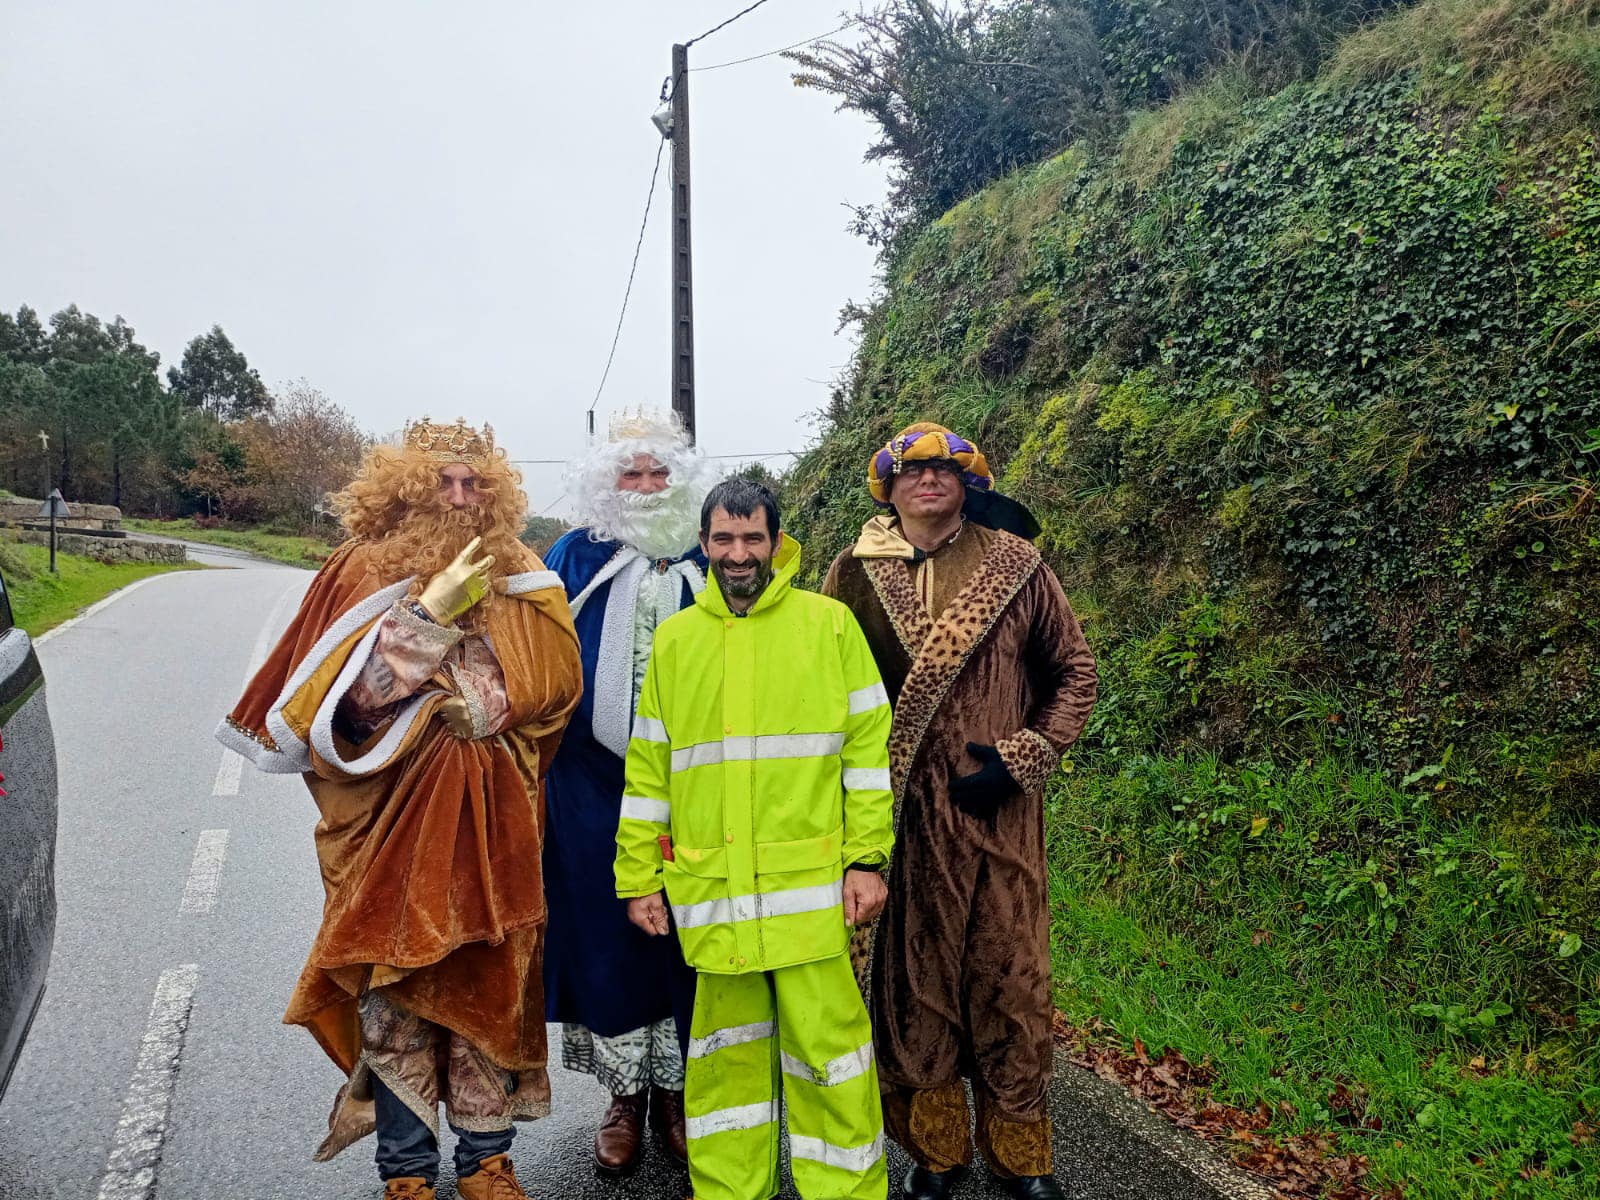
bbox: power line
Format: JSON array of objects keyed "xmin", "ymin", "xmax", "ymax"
[
  {"xmin": 691, "ymin": 20, "xmax": 856, "ymax": 72},
  {"xmin": 588, "ymin": 138, "xmax": 667, "ymax": 417},
  {"xmin": 685, "ymin": 0, "xmax": 777, "ymax": 48}
]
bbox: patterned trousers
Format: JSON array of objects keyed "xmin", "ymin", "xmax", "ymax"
[{"xmin": 561, "ymin": 1017, "xmax": 685, "ymax": 1096}]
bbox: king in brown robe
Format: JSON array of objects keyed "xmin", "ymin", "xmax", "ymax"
[
  {"xmin": 216, "ymin": 419, "xmax": 582, "ymax": 1199},
  {"xmin": 823, "ymin": 422, "xmax": 1097, "ymax": 1200}
]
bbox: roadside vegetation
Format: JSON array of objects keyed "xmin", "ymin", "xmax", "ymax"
[
  {"xmin": 0, "ymin": 311, "xmax": 367, "ymax": 528},
  {"xmin": 0, "ymin": 540, "xmax": 196, "ymax": 637},
  {"xmin": 121, "ymin": 517, "xmax": 337, "ymax": 569},
  {"xmin": 786, "ymin": 0, "xmax": 1600, "ymax": 1194}
]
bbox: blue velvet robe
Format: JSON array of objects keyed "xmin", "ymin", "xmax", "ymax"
[{"xmin": 541, "ymin": 528, "xmax": 702, "ymax": 1039}]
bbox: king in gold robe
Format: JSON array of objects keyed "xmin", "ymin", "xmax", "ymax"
[{"xmin": 216, "ymin": 419, "xmax": 581, "ymax": 1196}]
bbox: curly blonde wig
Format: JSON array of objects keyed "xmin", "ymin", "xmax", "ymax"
[{"xmin": 331, "ymin": 444, "xmax": 529, "ymax": 585}]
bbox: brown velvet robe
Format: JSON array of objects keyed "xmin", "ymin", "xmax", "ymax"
[
  {"xmin": 823, "ymin": 524, "xmax": 1097, "ymax": 1125},
  {"xmin": 217, "ymin": 539, "xmax": 582, "ymax": 1157}
]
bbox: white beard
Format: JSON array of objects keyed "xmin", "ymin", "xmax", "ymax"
[{"xmin": 585, "ymin": 483, "xmax": 702, "ymax": 560}]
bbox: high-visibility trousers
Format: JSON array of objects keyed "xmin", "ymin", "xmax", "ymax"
[{"xmin": 685, "ymin": 952, "xmax": 887, "ymax": 1200}]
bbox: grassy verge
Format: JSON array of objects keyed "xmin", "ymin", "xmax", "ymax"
[
  {"xmin": 1048, "ymin": 754, "xmax": 1600, "ymax": 1198},
  {"xmin": 122, "ymin": 518, "xmax": 336, "ymax": 568},
  {"xmin": 0, "ymin": 542, "xmax": 199, "ymax": 637}
]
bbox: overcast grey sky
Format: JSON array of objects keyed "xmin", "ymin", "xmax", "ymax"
[{"xmin": 1, "ymin": 1, "xmax": 885, "ymax": 514}]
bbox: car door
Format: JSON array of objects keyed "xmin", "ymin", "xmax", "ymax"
[{"xmin": 0, "ymin": 565, "xmax": 58, "ymax": 1101}]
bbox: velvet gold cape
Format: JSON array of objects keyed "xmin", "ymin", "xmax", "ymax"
[{"xmin": 216, "ymin": 539, "xmax": 582, "ymax": 1156}]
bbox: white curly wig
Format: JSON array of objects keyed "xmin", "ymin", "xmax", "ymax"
[{"xmin": 566, "ymin": 408, "xmax": 714, "ymax": 559}]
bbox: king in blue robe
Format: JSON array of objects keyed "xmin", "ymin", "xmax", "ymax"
[{"xmin": 541, "ymin": 514, "xmax": 706, "ymax": 1169}]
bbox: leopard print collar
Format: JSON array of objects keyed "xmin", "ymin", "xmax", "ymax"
[{"xmin": 861, "ymin": 530, "xmax": 1040, "ymax": 801}]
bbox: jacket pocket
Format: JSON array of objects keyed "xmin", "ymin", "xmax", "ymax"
[
  {"xmin": 754, "ymin": 824, "xmax": 844, "ymax": 876},
  {"xmin": 668, "ymin": 844, "xmax": 729, "ymax": 879}
]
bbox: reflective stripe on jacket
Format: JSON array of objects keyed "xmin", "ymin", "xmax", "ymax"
[{"xmin": 615, "ymin": 534, "xmax": 894, "ymax": 975}]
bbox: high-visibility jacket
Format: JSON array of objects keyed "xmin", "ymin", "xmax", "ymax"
[{"xmin": 615, "ymin": 535, "xmax": 894, "ymax": 975}]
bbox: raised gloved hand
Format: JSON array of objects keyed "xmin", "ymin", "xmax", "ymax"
[
  {"xmin": 950, "ymin": 742, "xmax": 1020, "ymax": 826},
  {"xmin": 417, "ymin": 536, "xmax": 495, "ymax": 624},
  {"xmin": 437, "ymin": 696, "xmax": 474, "ymax": 739}
]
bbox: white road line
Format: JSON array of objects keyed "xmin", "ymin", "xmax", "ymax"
[
  {"xmin": 211, "ymin": 751, "xmax": 244, "ymax": 797},
  {"xmin": 178, "ymin": 830, "xmax": 230, "ymax": 915},
  {"xmin": 96, "ymin": 964, "xmax": 200, "ymax": 1200},
  {"xmin": 213, "ymin": 580, "xmax": 303, "ymax": 797}
]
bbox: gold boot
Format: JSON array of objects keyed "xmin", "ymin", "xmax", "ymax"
[
  {"xmin": 456, "ymin": 1153, "xmax": 528, "ymax": 1199},
  {"xmin": 383, "ymin": 1179, "xmax": 435, "ymax": 1199}
]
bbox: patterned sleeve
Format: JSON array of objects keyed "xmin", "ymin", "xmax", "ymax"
[
  {"xmin": 337, "ymin": 603, "xmax": 463, "ymax": 738},
  {"xmin": 449, "ymin": 636, "xmax": 513, "ymax": 740}
]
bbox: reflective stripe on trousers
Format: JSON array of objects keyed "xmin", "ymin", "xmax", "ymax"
[{"xmin": 684, "ymin": 952, "xmax": 887, "ymax": 1200}]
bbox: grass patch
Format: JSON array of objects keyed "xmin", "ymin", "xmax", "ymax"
[
  {"xmin": 1048, "ymin": 754, "xmax": 1600, "ymax": 1197},
  {"xmin": 122, "ymin": 518, "xmax": 337, "ymax": 568},
  {"xmin": 0, "ymin": 541, "xmax": 199, "ymax": 637}
]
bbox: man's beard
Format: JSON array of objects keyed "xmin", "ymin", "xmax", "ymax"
[
  {"xmin": 587, "ymin": 484, "xmax": 701, "ymax": 560},
  {"xmin": 391, "ymin": 505, "xmax": 488, "ymax": 579},
  {"xmin": 711, "ymin": 555, "xmax": 774, "ymax": 602}
]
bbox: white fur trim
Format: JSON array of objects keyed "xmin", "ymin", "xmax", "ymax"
[
  {"xmin": 259, "ymin": 577, "xmax": 415, "ymax": 771},
  {"xmin": 591, "ymin": 555, "xmax": 651, "ymax": 759},
  {"xmin": 212, "ymin": 717, "xmax": 304, "ymax": 774},
  {"xmin": 503, "ymin": 569, "xmax": 563, "ymax": 595},
  {"xmin": 567, "ymin": 546, "xmax": 640, "ymax": 619},
  {"xmin": 307, "ymin": 616, "xmax": 445, "ymax": 777},
  {"xmin": 577, "ymin": 548, "xmax": 705, "ymax": 760}
]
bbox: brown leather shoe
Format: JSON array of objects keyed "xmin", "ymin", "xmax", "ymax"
[
  {"xmin": 595, "ymin": 1090, "xmax": 648, "ymax": 1177},
  {"xmin": 456, "ymin": 1153, "xmax": 528, "ymax": 1199},
  {"xmin": 649, "ymin": 1085, "xmax": 689, "ymax": 1166},
  {"xmin": 383, "ymin": 1178, "xmax": 436, "ymax": 1199}
]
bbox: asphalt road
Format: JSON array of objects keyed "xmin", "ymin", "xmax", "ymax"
[{"xmin": 0, "ymin": 557, "xmax": 1255, "ymax": 1200}]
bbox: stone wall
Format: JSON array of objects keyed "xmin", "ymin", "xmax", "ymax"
[
  {"xmin": 0, "ymin": 497, "xmax": 123, "ymax": 531},
  {"xmin": 5, "ymin": 529, "xmax": 185, "ymax": 565}
]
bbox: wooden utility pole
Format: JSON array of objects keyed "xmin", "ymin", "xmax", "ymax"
[{"xmin": 669, "ymin": 43, "xmax": 696, "ymax": 443}]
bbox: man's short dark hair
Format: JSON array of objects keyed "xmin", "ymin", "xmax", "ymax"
[{"xmin": 701, "ymin": 477, "xmax": 781, "ymax": 539}]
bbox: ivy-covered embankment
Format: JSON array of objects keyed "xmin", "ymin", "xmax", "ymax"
[{"xmin": 785, "ymin": 0, "xmax": 1600, "ymax": 1193}]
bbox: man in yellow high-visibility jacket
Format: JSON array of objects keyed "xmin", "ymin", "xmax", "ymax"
[{"xmin": 615, "ymin": 477, "xmax": 895, "ymax": 1200}]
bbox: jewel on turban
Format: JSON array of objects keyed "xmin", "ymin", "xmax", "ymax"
[{"xmin": 868, "ymin": 422, "xmax": 993, "ymax": 505}]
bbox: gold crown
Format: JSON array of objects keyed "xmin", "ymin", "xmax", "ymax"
[
  {"xmin": 403, "ymin": 416, "xmax": 496, "ymax": 464},
  {"xmin": 607, "ymin": 407, "xmax": 684, "ymax": 444}
]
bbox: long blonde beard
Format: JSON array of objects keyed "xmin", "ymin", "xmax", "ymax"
[
  {"xmin": 363, "ymin": 506, "xmax": 522, "ymax": 631},
  {"xmin": 394, "ymin": 506, "xmax": 487, "ymax": 580}
]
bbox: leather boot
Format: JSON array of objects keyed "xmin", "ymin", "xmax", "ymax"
[
  {"xmin": 649, "ymin": 1085, "xmax": 689, "ymax": 1166},
  {"xmin": 594, "ymin": 1090, "xmax": 648, "ymax": 1177},
  {"xmin": 456, "ymin": 1153, "xmax": 529, "ymax": 1199},
  {"xmin": 992, "ymin": 1174, "xmax": 1067, "ymax": 1200},
  {"xmin": 903, "ymin": 1163, "xmax": 960, "ymax": 1199},
  {"xmin": 383, "ymin": 1178, "xmax": 436, "ymax": 1199}
]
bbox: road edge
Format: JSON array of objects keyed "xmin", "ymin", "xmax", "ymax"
[
  {"xmin": 33, "ymin": 573, "xmax": 175, "ymax": 647},
  {"xmin": 1051, "ymin": 1047, "xmax": 1279, "ymax": 1199}
]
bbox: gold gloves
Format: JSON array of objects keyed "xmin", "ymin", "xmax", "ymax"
[
  {"xmin": 418, "ymin": 536, "xmax": 495, "ymax": 624},
  {"xmin": 437, "ymin": 696, "xmax": 474, "ymax": 739}
]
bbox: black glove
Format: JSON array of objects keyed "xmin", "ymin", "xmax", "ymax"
[{"xmin": 950, "ymin": 742, "xmax": 1019, "ymax": 825}]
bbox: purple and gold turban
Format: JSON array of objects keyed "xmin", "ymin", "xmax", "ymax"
[{"xmin": 868, "ymin": 422, "xmax": 993, "ymax": 505}]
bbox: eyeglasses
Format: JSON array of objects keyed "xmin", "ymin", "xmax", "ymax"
[{"xmin": 899, "ymin": 459, "xmax": 963, "ymax": 479}]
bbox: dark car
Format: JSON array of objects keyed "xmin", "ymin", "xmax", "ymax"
[{"xmin": 0, "ymin": 564, "xmax": 57, "ymax": 1102}]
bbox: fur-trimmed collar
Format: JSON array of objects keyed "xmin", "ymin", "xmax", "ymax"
[{"xmin": 861, "ymin": 528, "xmax": 1040, "ymax": 791}]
